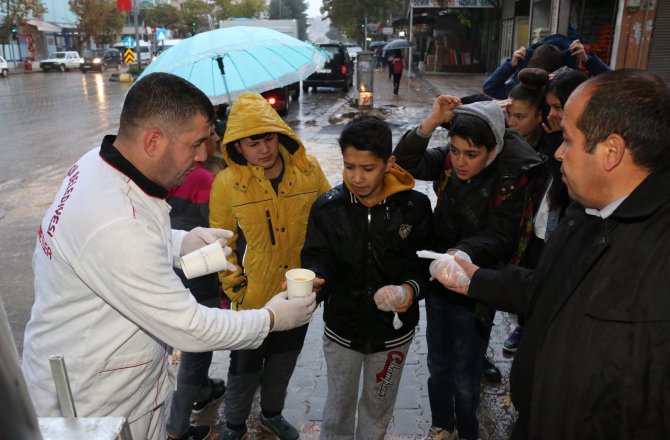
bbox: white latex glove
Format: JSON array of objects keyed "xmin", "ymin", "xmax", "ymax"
[
  {"xmin": 181, "ymin": 227, "xmax": 232, "ymax": 255},
  {"xmin": 418, "ymin": 250, "xmax": 472, "ymax": 288},
  {"xmin": 374, "ymin": 285, "xmax": 407, "ymax": 312},
  {"xmin": 264, "ymin": 291, "xmax": 317, "ymax": 332}
]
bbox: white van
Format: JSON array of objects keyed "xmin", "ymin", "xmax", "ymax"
[
  {"xmin": 155, "ymin": 39, "xmax": 183, "ymax": 56},
  {"xmin": 113, "ymin": 40, "xmax": 152, "ymax": 66}
]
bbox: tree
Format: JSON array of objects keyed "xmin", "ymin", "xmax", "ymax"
[
  {"xmin": 268, "ymin": 0, "xmax": 308, "ymax": 40},
  {"xmin": 69, "ymin": 0, "xmax": 124, "ymax": 48},
  {"xmin": 0, "ymin": 0, "xmax": 46, "ymax": 45},
  {"xmin": 211, "ymin": 0, "xmax": 265, "ymax": 25},
  {"xmin": 144, "ymin": 3, "xmax": 182, "ymax": 31},
  {"xmin": 321, "ymin": 0, "xmax": 403, "ymax": 40},
  {"xmin": 229, "ymin": 0, "xmax": 266, "ymax": 19},
  {"xmin": 180, "ymin": 0, "xmax": 213, "ymax": 35}
]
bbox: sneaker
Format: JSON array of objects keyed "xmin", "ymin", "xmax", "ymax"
[
  {"xmin": 503, "ymin": 325, "xmax": 523, "ymax": 354},
  {"xmin": 482, "ymin": 355, "xmax": 502, "ymax": 383},
  {"xmin": 259, "ymin": 414, "xmax": 299, "ymax": 440},
  {"xmin": 192, "ymin": 378, "xmax": 226, "ymax": 414},
  {"xmin": 424, "ymin": 426, "xmax": 458, "ymax": 440},
  {"xmin": 221, "ymin": 425, "xmax": 247, "ymax": 440},
  {"xmin": 167, "ymin": 425, "xmax": 211, "ymax": 440}
]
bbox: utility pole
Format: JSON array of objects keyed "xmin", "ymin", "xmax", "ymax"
[
  {"xmin": 364, "ymin": 16, "xmax": 367, "ymax": 50},
  {"xmin": 133, "ymin": 0, "xmax": 140, "ymax": 70}
]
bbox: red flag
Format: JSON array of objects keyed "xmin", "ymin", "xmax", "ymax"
[{"xmin": 117, "ymin": 0, "xmax": 131, "ymax": 12}]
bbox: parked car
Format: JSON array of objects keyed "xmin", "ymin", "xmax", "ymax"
[
  {"xmin": 40, "ymin": 51, "xmax": 81, "ymax": 72},
  {"xmin": 345, "ymin": 44, "xmax": 363, "ymax": 62},
  {"xmin": 302, "ymin": 43, "xmax": 354, "ymax": 93},
  {"xmin": 0, "ymin": 56, "xmax": 8, "ymax": 78},
  {"xmin": 79, "ymin": 48, "xmax": 122, "ymax": 73},
  {"xmin": 262, "ymin": 82, "xmax": 300, "ymax": 116}
]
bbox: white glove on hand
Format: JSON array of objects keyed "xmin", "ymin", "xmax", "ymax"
[
  {"xmin": 264, "ymin": 291, "xmax": 317, "ymax": 332},
  {"xmin": 180, "ymin": 227, "xmax": 236, "ymax": 272},
  {"xmin": 429, "ymin": 251, "xmax": 472, "ymax": 287},
  {"xmin": 374, "ymin": 285, "xmax": 407, "ymax": 312}
]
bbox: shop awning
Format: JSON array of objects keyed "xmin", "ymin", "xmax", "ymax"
[{"xmin": 26, "ymin": 19, "xmax": 62, "ymax": 33}]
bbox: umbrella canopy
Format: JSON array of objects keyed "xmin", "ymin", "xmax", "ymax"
[
  {"xmin": 369, "ymin": 41, "xmax": 386, "ymax": 48},
  {"xmin": 382, "ymin": 39, "xmax": 415, "ymax": 51},
  {"xmin": 136, "ymin": 26, "xmax": 329, "ymax": 104}
]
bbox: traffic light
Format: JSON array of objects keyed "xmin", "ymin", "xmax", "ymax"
[
  {"xmin": 359, "ymin": 19, "xmax": 365, "ymax": 29},
  {"xmin": 11, "ymin": 23, "xmax": 17, "ymax": 40}
]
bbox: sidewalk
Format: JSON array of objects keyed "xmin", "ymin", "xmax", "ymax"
[{"xmin": 186, "ymin": 69, "xmax": 519, "ymax": 440}]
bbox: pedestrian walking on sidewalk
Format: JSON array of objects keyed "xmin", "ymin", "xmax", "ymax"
[
  {"xmin": 209, "ymin": 92, "xmax": 330, "ymax": 440},
  {"xmin": 394, "ymin": 97, "xmax": 542, "ymax": 440},
  {"xmin": 451, "ymin": 69, "xmax": 670, "ymax": 440},
  {"xmin": 301, "ymin": 115, "xmax": 433, "ymax": 440},
  {"xmin": 391, "ymin": 53, "xmax": 405, "ymax": 95},
  {"xmin": 21, "ymin": 73, "xmax": 316, "ymax": 440}
]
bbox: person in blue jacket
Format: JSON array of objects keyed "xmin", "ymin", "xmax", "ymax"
[{"xmin": 482, "ymin": 34, "xmax": 610, "ymax": 100}]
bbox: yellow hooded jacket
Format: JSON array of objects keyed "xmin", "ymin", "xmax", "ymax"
[{"xmin": 210, "ymin": 92, "xmax": 331, "ymax": 310}]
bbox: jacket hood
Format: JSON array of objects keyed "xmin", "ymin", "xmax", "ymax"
[
  {"xmin": 495, "ymin": 129, "xmax": 545, "ymax": 173},
  {"xmin": 221, "ymin": 92, "xmax": 310, "ymax": 173},
  {"xmin": 453, "ymin": 100, "xmax": 505, "ymax": 166},
  {"xmin": 343, "ymin": 162, "xmax": 415, "ymax": 208}
]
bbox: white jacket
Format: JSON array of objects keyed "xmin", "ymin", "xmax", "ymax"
[{"xmin": 22, "ymin": 142, "xmax": 269, "ymax": 425}]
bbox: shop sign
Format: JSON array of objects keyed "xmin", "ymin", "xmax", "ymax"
[{"xmin": 411, "ymin": 0, "xmax": 494, "ymax": 7}]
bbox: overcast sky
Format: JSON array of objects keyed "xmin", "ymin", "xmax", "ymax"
[{"xmin": 306, "ymin": 0, "xmax": 323, "ymax": 18}]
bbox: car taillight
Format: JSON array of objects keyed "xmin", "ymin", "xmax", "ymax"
[
  {"xmin": 266, "ymin": 96, "xmax": 277, "ymax": 106},
  {"xmin": 341, "ymin": 64, "xmax": 347, "ymax": 75}
]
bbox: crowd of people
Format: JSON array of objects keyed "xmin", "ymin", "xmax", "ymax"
[{"xmin": 18, "ymin": 34, "xmax": 670, "ymax": 440}]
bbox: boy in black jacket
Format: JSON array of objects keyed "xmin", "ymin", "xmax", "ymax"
[{"xmin": 301, "ymin": 115, "xmax": 433, "ymax": 440}]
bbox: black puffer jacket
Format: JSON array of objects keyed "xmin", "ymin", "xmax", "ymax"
[
  {"xmin": 394, "ymin": 127, "xmax": 543, "ymax": 267},
  {"xmin": 301, "ymin": 183, "xmax": 433, "ymax": 354}
]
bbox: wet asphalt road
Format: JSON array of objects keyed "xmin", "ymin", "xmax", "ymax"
[{"xmin": 0, "ymin": 69, "xmax": 517, "ymax": 439}]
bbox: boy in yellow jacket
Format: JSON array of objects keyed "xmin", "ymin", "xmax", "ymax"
[{"xmin": 210, "ymin": 92, "xmax": 330, "ymax": 440}]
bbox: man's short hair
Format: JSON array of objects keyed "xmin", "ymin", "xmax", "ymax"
[
  {"xmin": 578, "ymin": 69, "xmax": 670, "ymax": 170},
  {"xmin": 119, "ymin": 73, "xmax": 215, "ymax": 138},
  {"xmin": 449, "ymin": 114, "xmax": 497, "ymax": 152},
  {"xmin": 338, "ymin": 115, "xmax": 392, "ymax": 161}
]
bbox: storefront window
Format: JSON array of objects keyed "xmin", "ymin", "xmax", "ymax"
[{"xmin": 569, "ymin": 0, "xmax": 618, "ymax": 64}]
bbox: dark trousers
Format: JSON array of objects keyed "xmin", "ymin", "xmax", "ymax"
[
  {"xmin": 426, "ymin": 292, "xmax": 487, "ymax": 439},
  {"xmin": 223, "ymin": 324, "xmax": 308, "ymax": 425},
  {"xmin": 166, "ymin": 270, "xmax": 221, "ymax": 437},
  {"xmin": 392, "ymin": 72, "xmax": 402, "ymax": 93}
]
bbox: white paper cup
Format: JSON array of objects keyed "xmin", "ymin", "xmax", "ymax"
[
  {"xmin": 180, "ymin": 242, "xmax": 228, "ymax": 280},
  {"xmin": 285, "ymin": 268, "xmax": 315, "ymax": 300}
]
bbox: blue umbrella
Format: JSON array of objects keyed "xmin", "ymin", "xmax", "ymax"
[
  {"xmin": 369, "ymin": 41, "xmax": 386, "ymax": 48},
  {"xmin": 136, "ymin": 26, "xmax": 329, "ymax": 104},
  {"xmin": 382, "ymin": 39, "xmax": 415, "ymax": 51}
]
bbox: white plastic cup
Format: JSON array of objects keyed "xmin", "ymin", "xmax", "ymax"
[
  {"xmin": 180, "ymin": 242, "xmax": 229, "ymax": 280},
  {"xmin": 285, "ymin": 268, "xmax": 316, "ymax": 300}
]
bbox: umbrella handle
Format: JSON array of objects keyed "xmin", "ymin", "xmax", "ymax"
[{"xmin": 216, "ymin": 55, "xmax": 225, "ymax": 75}]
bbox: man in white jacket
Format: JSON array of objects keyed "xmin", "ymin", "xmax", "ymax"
[{"xmin": 22, "ymin": 72, "xmax": 316, "ymax": 440}]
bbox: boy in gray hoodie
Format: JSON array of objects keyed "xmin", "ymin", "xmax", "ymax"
[{"xmin": 393, "ymin": 97, "xmax": 542, "ymax": 440}]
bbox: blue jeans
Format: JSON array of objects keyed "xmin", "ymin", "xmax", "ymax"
[{"xmin": 426, "ymin": 291, "xmax": 486, "ymax": 439}]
